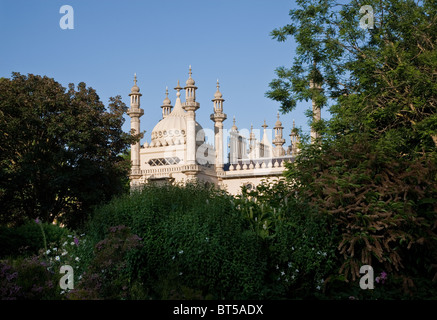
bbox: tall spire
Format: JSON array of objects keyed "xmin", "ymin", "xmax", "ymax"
[
  {"xmin": 127, "ymin": 74, "xmax": 144, "ymax": 178},
  {"xmin": 290, "ymin": 119, "xmax": 300, "ymax": 156},
  {"xmin": 210, "ymin": 78, "xmax": 227, "ymax": 172},
  {"xmin": 182, "ymin": 67, "xmax": 200, "ymax": 166},
  {"xmin": 273, "ymin": 112, "xmax": 285, "ymax": 157}
]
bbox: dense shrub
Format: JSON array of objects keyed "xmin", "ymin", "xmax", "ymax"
[
  {"xmin": 286, "ymin": 137, "xmax": 437, "ymax": 298},
  {"xmin": 235, "ymin": 179, "xmax": 339, "ymax": 299},
  {"xmin": 0, "ymin": 220, "xmax": 70, "ymax": 258},
  {"xmin": 0, "ymin": 255, "xmax": 61, "ymax": 300},
  {"xmin": 68, "ymin": 225, "xmax": 143, "ymax": 300},
  {"xmin": 83, "ymin": 183, "xmax": 267, "ymax": 299}
]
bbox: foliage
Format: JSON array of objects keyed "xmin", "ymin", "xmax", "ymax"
[
  {"xmin": 0, "ymin": 255, "xmax": 61, "ymax": 300},
  {"xmin": 67, "ymin": 225, "xmax": 143, "ymax": 300},
  {"xmin": 235, "ymin": 179, "xmax": 339, "ymax": 299},
  {"xmin": 0, "ymin": 219, "xmax": 70, "ymax": 258},
  {"xmin": 267, "ymin": 0, "xmax": 437, "ymax": 298},
  {"xmin": 83, "ymin": 183, "xmax": 268, "ymax": 299},
  {"xmin": 0, "ymin": 73, "xmax": 140, "ymax": 228},
  {"xmin": 285, "ymin": 137, "xmax": 437, "ymax": 295},
  {"xmin": 267, "ymin": 0, "xmax": 437, "ymax": 151}
]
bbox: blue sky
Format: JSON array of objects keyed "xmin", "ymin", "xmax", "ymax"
[{"xmin": 0, "ymin": 0, "xmax": 322, "ymax": 146}]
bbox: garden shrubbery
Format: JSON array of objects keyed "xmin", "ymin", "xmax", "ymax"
[{"xmin": 1, "ymin": 180, "xmax": 436, "ymax": 300}]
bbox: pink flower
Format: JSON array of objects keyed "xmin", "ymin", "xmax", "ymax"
[{"xmin": 74, "ymin": 237, "xmax": 79, "ymax": 246}]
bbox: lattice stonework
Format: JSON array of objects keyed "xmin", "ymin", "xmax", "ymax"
[{"xmin": 148, "ymin": 157, "xmax": 181, "ymax": 166}]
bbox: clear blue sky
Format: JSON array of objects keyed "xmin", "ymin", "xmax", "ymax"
[{"xmin": 0, "ymin": 0, "xmax": 322, "ymax": 146}]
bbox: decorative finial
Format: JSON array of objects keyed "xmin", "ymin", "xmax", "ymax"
[
  {"xmin": 175, "ymin": 80, "xmax": 182, "ymax": 97},
  {"xmin": 233, "ymin": 116, "xmax": 236, "ymax": 125},
  {"xmin": 277, "ymin": 111, "xmax": 280, "ymax": 120},
  {"xmin": 262, "ymin": 120, "xmax": 268, "ymax": 129},
  {"xmin": 189, "ymin": 65, "xmax": 192, "ymax": 77},
  {"xmin": 165, "ymin": 86, "xmax": 169, "ymax": 96},
  {"xmin": 293, "ymin": 119, "xmax": 295, "ymax": 128},
  {"xmin": 134, "ymin": 73, "xmax": 137, "ymax": 85}
]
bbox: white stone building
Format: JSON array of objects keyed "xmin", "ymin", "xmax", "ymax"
[{"xmin": 127, "ymin": 67, "xmax": 304, "ymax": 195}]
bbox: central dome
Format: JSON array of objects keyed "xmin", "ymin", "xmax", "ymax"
[{"xmin": 150, "ymin": 95, "xmax": 204, "ymax": 147}]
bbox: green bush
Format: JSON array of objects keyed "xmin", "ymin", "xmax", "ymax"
[
  {"xmin": 0, "ymin": 255, "xmax": 62, "ymax": 300},
  {"xmin": 235, "ymin": 179, "xmax": 339, "ymax": 299},
  {"xmin": 0, "ymin": 220, "xmax": 70, "ymax": 258},
  {"xmin": 83, "ymin": 183, "xmax": 267, "ymax": 299}
]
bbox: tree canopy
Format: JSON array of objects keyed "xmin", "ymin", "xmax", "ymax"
[
  {"xmin": 0, "ymin": 73, "xmax": 139, "ymax": 228},
  {"xmin": 267, "ymin": 0, "xmax": 437, "ymax": 290}
]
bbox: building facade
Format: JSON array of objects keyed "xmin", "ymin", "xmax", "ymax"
[{"xmin": 127, "ymin": 67, "xmax": 304, "ymax": 195}]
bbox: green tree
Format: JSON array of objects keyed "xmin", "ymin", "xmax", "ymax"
[
  {"xmin": 0, "ymin": 73, "xmax": 139, "ymax": 228},
  {"xmin": 267, "ymin": 0, "xmax": 437, "ymax": 295},
  {"xmin": 267, "ymin": 0, "xmax": 437, "ymax": 151}
]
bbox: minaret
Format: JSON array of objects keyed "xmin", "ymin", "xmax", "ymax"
[
  {"xmin": 310, "ymin": 79, "xmax": 322, "ymax": 143},
  {"xmin": 182, "ymin": 66, "xmax": 200, "ymax": 165},
  {"xmin": 161, "ymin": 86, "xmax": 172, "ymax": 118},
  {"xmin": 210, "ymin": 79, "xmax": 227, "ymax": 171},
  {"xmin": 127, "ymin": 73, "xmax": 144, "ymax": 178},
  {"xmin": 273, "ymin": 112, "xmax": 285, "ymax": 157},
  {"xmin": 290, "ymin": 119, "xmax": 300, "ymax": 156}
]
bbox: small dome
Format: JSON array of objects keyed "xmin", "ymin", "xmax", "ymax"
[
  {"xmin": 275, "ymin": 112, "xmax": 282, "ymax": 127},
  {"xmin": 131, "ymin": 73, "xmax": 140, "ymax": 93},
  {"xmin": 131, "ymin": 84, "xmax": 140, "ymax": 93},
  {"xmin": 162, "ymin": 87, "xmax": 171, "ymax": 106},
  {"xmin": 213, "ymin": 79, "xmax": 222, "ymax": 99},
  {"xmin": 185, "ymin": 65, "xmax": 195, "ymax": 86},
  {"xmin": 186, "ymin": 77, "xmax": 195, "ymax": 86}
]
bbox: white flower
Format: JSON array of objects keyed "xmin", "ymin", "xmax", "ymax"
[
  {"xmin": 281, "ymin": 271, "xmax": 285, "ymax": 276},
  {"xmin": 63, "ymin": 241, "xmax": 68, "ymax": 246},
  {"xmin": 275, "ymin": 265, "xmax": 279, "ymax": 270},
  {"xmin": 61, "ymin": 250, "xmax": 67, "ymax": 256},
  {"xmin": 288, "ymin": 262, "xmax": 292, "ymax": 268},
  {"xmin": 46, "ymin": 249, "xmax": 51, "ymax": 254},
  {"xmin": 316, "ymin": 286, "xmax": 321, "ymax": 290},
  {"xmin": 285, "ymin": 278, "xmax": 289, "ymax": 282},
  {"xmin": 70, "ymin": 242, "xmax": 75, "ymax": 246},
  {"xmin": 179, "ymin": 250, "xmax": 184, "ymax": 254},
  {"xmin": 291, "ymin": 246, "xmax": 295, "ymax": 251},
  {"xmin": 172, "ymin": 256, "xmax": 175, "ymax": 260},
  {"xmin": 55, "ymin": 256, "xmax": 60, "ymax": 261},
  {"xmin": 80, "ymin": 233, "xmax": 85, "ymax": 237},
  {"xmin": 75, "ymin": 257, "xmax": 80, "ymax": 261},
  {"xmin": 53, "ymin": 247, "xmax": 57, "ymax": 251},
  {"xmin": 179, "ymin": 272, "xmax": 183, "ymax": 276},
  {"xmin": 67, "ymin": 235, "xmax": 72, "ymax": 238},
  {"xmin": 295, "ymin": 269, "xmax": 299, "ymax": 273},
  {"xmin": 60, "ymin": 290, "xmax": 65, "ymax": 295}
]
